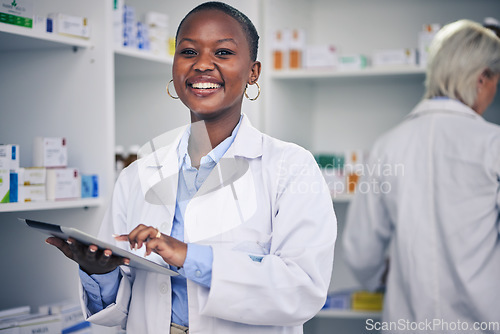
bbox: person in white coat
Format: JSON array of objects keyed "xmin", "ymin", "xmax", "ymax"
[
  {"xmin": 46, "ymin": 2, "xmax": 337, "ymax": 333},
  {"xmin": 343, "ymin": 20, "xmax": 500, "ymax": 333}
]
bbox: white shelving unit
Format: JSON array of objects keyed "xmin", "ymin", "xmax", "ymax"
[
  {"xmin": 263, "ymin": 1, "xmax": 500, "ymax": 333},
  {"xmin": 0, "ymin": 198, "xmax": 104, "ymax": 213},
  {"xmin": 114, "ymin": 45, "xmax": 173, "ymax": 65}
]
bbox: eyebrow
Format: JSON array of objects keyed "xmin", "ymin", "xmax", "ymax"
[{"xmin": 177, "ymin": 37, "xmax": 238, "ymax": 46}]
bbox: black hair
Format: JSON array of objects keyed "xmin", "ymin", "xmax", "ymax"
[{"xmin": 175, "ymin": 1, "xmax": 259, "ymax": 61}]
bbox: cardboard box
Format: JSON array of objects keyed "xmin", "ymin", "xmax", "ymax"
[
  {"xmin": 304, "ymin": 45, "xmax": 338, "ymax": 69},
  {"xmin": 47, "ymin": 13, "xmax": 90, "ymax": 39},
  {"xmin": 0, "ymin": 169, "xmax": 9, "ymax": 203},
  {"xmin": 81, "ymin": 174, "xmax": 98, "ymax": 198},
  {"xmin": 18, "ymin": 167, "xmax": 46, "ymax": 185},
  {"xmin": 46, "ymin": 168, "xmax": 81, "ymax": 201},
  {"xmin": 0, "ymin": 145, "xmax": 19, "ymax": 172},
  {"xmin": 33, "ymin": 137, "xmax": 67, "ymax": 168},
  {"xmin": 372, "ymin": 48, "xmax": 417, "ymax": 67},
  {"xmin": 0, "ymin": 0, "xmax": 34, "ymax": 28},
  {"xmin": 18, "ymin": 184, "xmax": 46, "ymax": 202}
]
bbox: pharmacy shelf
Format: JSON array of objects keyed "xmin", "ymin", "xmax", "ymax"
[
  {"xmin": 114, "ymin": 46, "xmax": 173, "ymax": 64},
  {"xmin": 315, "ymin": 309, "xmax": 382, "ymax": 319},
  {"xmin": 0, "ymin": 22, "xmax": 91, "ymax": 51},
  {"xmin": 332, "ymin": 194, "xmax": 354, "ymax": 203},
  {"xmin": 0, "ymin": 198, "xmax": 104, "ymax": 213},
  {"xmin": 270, "ymin": 66, "xmax": 425, "ymax": 80}
]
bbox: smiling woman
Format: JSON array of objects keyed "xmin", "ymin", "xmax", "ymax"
[{"xmin": 45, "ymin": 2, "xmax": 337, "ymax": 334}]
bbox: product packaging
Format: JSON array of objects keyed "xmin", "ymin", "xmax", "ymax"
[
  {"xmin": 338, "ymin": 54, "xmax": 368, "ymax": 71},
  {"xmin": 18, "ymin": 184, "xmax": 46, "ymax": 202},
  {"xmin": 0, "ymin": 0, "xmax": 34, "ymax": 28},
  {"xmin": 46, "ymin": 168, "xmax": 81, "ymax": 201},
  {"xmin": 81, "ymin": 174, "xmax": 98, "ymax": 198},
  {"xmin": 304, "ymin": 45, "xmax": 338, "ymax": 69},
  {"xmin": 47, "ymin": 13, "xmax": 91, "ymax": 39},
  {"xmin": 33, "ymin": 137, "xmax": 68, "ymax": 168},
  {"xmin": 418, "ymin": 23, "xmax": 440, "ymax": 68},
  {"xmin": 372, "ymin": 48, "xmax": 417, "ymax": 67}
]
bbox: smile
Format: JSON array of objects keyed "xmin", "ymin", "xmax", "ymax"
[{"xmin": 190, "ymin": 82, "xmax": 222, "ymax": 89}]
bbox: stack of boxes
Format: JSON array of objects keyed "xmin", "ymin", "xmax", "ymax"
[
  {"xmin": 0, "ymin": 137, "xmax": 98, "ymax": 204},
  {"xmin": 114, "ymin": 1, "xmax": 171, "ymax": 57}
]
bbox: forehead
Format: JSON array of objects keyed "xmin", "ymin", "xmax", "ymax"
[{"xmin": 177, "ymin": 9, "xmax": 247, "ymax": 44}]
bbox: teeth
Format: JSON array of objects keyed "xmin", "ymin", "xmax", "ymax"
[{"xmin": 191, "ymin": 82, "xmax": 221, "ymax": 89}]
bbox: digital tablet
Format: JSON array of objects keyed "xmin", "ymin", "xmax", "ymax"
[{"xmin": 21, "ymin": 218, "xmax": 178, "ymax": 276}]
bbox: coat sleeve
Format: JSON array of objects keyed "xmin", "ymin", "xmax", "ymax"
[
  {"xmin": 198, "ymin": 146, "xmax": 337, "ymax": 326},
  {"xmin": 342, "ymin": 149, "xmax": 392, "ymax": 291}
]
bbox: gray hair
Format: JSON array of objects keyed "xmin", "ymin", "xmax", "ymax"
[{"xmin": 424, "ymin": 19, "xmax": 500, "ymax": 107}]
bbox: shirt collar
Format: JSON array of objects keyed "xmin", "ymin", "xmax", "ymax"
[{"xmin": 177, "ymin": 114, "xmax": 243, "ymax": 168}]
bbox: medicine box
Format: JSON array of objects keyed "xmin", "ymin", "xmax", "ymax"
[
  {"xmin": 18, "ymin": 167, "xmax": 46, "ymax": 185},
  {"xmin": 81, "ymin": 174, "xmax": 99, "ymax": 198},
  {"xmin": 46, "ymin": 168, "xmax": 81, "ymax": 201},
  {"xmin": 0, "ymin": 169, "xmax": 9, "ymax": 203},
  {"xmin": 304, "ymin": 45, "xmax": 338, "ymax": 69},
  {"xmin": 372, "ymin": 48, "xmax": 417, "ymax": 67},
  {"xmin": 0, "ymin": 0, "xmax": 34, "ymax": 28},
  {"xmin": 338, "ymin": 54, "xmax": 367, "ymax": 70},
  {"xmin": 33, "ymin": 137, "xmax": 68, "ymax": 168},
  {"xmin": 18, "ymin": 184, "xmax": 46, "ymax": 202},
  {"xmin": 47, "ymin": 13, "xmax": 91, "ymax": 39},
  {"xmin": 0, "ymin": 144, "xmax": 19, "ymax": 172}
]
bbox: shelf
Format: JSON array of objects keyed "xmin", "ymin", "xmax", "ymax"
[
  {"xmin": 332, "ymin": 194, "xmax": 354, "ymax": 203},
  {"xmin": 0, "ymin": 198, "xmax": 104, "ymax": 213},
  {"xmin": 114, "ymin": 46, "xmax": 173, "ymax": 64},
  {"xmin": 270, "ymin": 66, "xmax": 425, "ymax": 80},
  {"xmin": 315, "ymin": 309, "xmax": 382, "ymax": 319},
  {"xmin": 0, "ymin": 22, "xmax": 91, "ymax": 51}
]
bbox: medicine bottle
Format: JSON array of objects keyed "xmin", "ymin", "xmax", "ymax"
[
  {"xmin": 115, "ymin": 145, "xmax": 126, "ymax": 178},
  {"xmin": 289, "ymin": 29, "xmax": 304, "ymax": 69},
  {"xmin": 347, "ymin": 151, "xmax": 360, "ymax": 194},
  {"xmin": 273, "ymin": 30, "xmax": 284, "ymax": 70},
  {"xmin": 124, "ymin": 145, "xmax": 140, "ymax": 168}
]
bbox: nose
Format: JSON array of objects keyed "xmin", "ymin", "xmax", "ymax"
[{"xmin": 194, "ymin": 51, "xmax": 214, "ymax": 72}]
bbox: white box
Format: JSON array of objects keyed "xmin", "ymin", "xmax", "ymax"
[
  {"xmin": 304, "ymin": 45, "xmax": 338, "ymax": 69},
  {"xmin": 0, "ymin": 0, "xmax": 34, "ymax": 28},
  {"xmin": 33, "ymin": 137, "xmax": 68, "ymax": 168},
  {"xmin": 0, "ymin": 169, "xmax": 9, "ymax": 203},
  {"xmin": 145, "ymin": 11, "xmax": 168, "ymax": 29},
  {"xmin": 338, "ymin": 54, "xmax": 367, "ymax": 70},
  {"xmin": 47, "ymin": 13, "xmax": 90, "ymax": 39},
  {"xmin": 418, "ymin": 24, "xmax": 441, "ymax": 68},
  {"xmin": 0, "ymin": 145, "xmax": 19, "ymax": 172},
  {"xmin": 18, "ymin": 167, "xmax": 46, "ymax": 185},
  {"xmin": 46, "ymin": 168, "xmax": 81, "ymax": 201},
  {"xmin": 372, "ymin": 48, "xmax": 417, "ymax": 67},
  {"xmin": 18, "ymin": 185, "xmax": 46, "ymax": 202}
]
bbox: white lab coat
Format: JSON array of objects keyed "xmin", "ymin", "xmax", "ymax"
[
  {"xmin": 343, "ymin": 99, "xmax": 500, "ymax": 333},
  {"xmin": 80, "ymin": 115, "xmax": 337, "ymax": 333}
]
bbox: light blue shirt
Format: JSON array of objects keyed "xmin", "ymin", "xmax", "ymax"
[{"xmin": 79, "ymin": 116, "xmax": 243, "ymax": 326}]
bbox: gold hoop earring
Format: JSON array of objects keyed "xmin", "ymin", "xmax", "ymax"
[
  {"xmin": 245, "ymin": 82, "xmax": 260, "ymax": 101},
  {"xmin": 166, "ymin": 79, "xmax": 179, "ymax": 99}
]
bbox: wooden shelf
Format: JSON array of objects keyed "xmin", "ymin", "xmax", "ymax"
[
  {"xmin": 315, "ymin": 309, "xmax": 382, "ymax": 319},
  {"xmin": 0, "ymin": 198, "xmax": 104, "ymax": 213},
  {"xmin": 0, "ymin": 22, "xmax": 91, "ymax": 51},
  {"xmin": 270, "ymin": 66, "xmax": 425, "ymax": 80}
]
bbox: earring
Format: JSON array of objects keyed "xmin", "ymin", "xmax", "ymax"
[
  {"xmin": 166, "ymin": 79, "xmax": 179, "ymax": 99},
  {"xmin": 244, "ymin": 82, "xmax": 261, "ymax": 101}
]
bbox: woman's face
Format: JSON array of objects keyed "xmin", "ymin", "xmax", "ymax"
[
  {"xmin": 474, "ymin": 72, "xmax": 499, "ymax": 115},
  {"xmin": 172, "ymin": 9, "xmax": 260, "ymax": 121}
]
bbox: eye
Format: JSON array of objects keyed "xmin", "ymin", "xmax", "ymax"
[
  {"xmin": 215, "ymin": 49, "xmax": 235, "ymax": 56},
  {"xmin": 179, "ymin": 49, "xmax": 197, "ymax": 56}
]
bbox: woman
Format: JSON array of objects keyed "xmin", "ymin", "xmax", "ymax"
[
  {"xmin": 343, "ymin": 20, "xmax": 500, "ymax": 332},
  {"xmin": 47, "ymin": 2, "xmax": 337, "ymax": 333}
]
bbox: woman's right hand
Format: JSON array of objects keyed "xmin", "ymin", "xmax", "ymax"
[{"xmin": 46, "ymin": 237, "xmax": 130, "ymax": 275}]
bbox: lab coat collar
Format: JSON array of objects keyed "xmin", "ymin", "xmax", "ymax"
[
  {"xmin": 408, "ymin": 98, "xmax": 484, "ymax": 121},
  {"xmin": 143, "ymin": 113, "xmax": 262, "ymax": 169}
]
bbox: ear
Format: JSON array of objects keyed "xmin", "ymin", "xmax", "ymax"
[{"xmin": 248, "ymin": 61, "xmax": 262, "ymax": 84}]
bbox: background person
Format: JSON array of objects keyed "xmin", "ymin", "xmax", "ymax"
[
  {"xmin": 46, "ymin": 2, "xmax": 337, "ymax": 333},
  {"xmin": 343, "ymin": 19, "xmax": 500, "ymax": 333}
]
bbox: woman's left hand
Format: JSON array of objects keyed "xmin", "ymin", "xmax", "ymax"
[{"xmin": 114, "ymin": 224, "xmax": 187, "ymax": 268}]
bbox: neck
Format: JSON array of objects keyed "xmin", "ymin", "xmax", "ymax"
[{"xmin": 188, "ymin": 111, "xmax": 241, "ymax": 167}]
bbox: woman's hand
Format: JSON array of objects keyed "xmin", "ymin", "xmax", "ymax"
[
  {"xmin": 46, "ymin": 237, "xmax": 130, "ymax": 275},
  {"xmin": 114, "ymin": 224, "xmax": 187, "ymax": 268}
]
